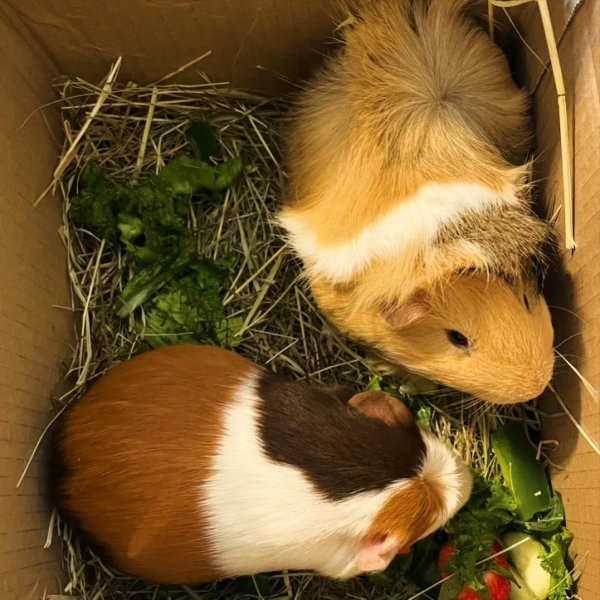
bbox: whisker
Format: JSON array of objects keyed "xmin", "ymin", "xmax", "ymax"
[
  {"xmin": 554, "ymin": 333, "xmax": 585, "ymax": 350},
  {"xmin": 549, "ymin": 384, "xmax": 600, "ymax": 456},
  {"xmin": 548, "ymin": 305, "xmax": 584, "ymax": 323},
  {"xmin": 554, "ymin": 351, "xmax": 599, "ymax": 404}
]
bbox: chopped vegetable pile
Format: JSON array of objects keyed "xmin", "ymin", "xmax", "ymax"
[
  {"xmin": 69, "ymin": 122, "xmax": 244, "ymax": 348},
  {"xmin": 376, "ymin": 416, "xmax": 574, "ymax": 600},
  {"xmin": 361, "ymin": 380, "xmax": 574, "ymax": 599}
]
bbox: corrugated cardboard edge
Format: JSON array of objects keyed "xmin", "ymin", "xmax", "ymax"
[{"xmin": 3, "ymin": 0, "xmax": 340, "ymax": 96}]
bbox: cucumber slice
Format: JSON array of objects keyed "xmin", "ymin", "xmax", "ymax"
[
  {"xmin": 491, "ymin": 423, "xmax": 552, "ymax": 519},
  {"xmin": 504, "ymin": 531, "xmax": 551, "ymax": 599},
  {"xmin": 509, "ymin": 569, "xmax": 536, "ymax": 600}
]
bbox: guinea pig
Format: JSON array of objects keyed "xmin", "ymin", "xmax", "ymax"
[
  {"xmin": 279, "ymin": 0, "xmax": 557, "ymax": 404},
  {"xmin": 50, "ymin": 344, "xmax": 472, "ymax": 585}
]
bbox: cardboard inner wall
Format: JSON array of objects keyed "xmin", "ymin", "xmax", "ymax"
[
  {"xmin": 520, "ymin": 2, "xmax": 600, "ymax": 597},
  {"xmin": 0, "ymin": 1, "xmax": 597, "ymax": 599},
  {"xmin": 4, "ymin": 0, "xmax": 340, "ymax": 95},
  {"xmin": 0, "ymin": 4, "xmax": 71, "ymax": 599}
]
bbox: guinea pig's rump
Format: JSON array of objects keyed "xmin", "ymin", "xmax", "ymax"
[{"xmin": 49, "ymin": 345, "xmax": 257, "ymax": 584}]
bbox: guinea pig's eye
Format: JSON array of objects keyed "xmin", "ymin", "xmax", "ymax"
[{"xmin": 446, "ymin": 329, "xmax": 469, "ymax": 348}]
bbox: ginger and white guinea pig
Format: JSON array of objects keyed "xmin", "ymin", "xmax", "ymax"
[
  {"xmin": 279, "ymin": 0, "xmax": 556, "ymax": 404},
  {"xmin": 50, "ymin": 344, "xmax": 472, "ymax": 585}
]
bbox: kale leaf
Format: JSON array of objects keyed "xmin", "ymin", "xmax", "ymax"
[{"xmin": 69, "ymin": 161, "xmax": 124, "ymax": 241}]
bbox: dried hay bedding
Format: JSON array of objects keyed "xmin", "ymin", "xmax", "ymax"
[{"xmin": 37, "ymin": 64, "xmax": 551, "ymax": 600}]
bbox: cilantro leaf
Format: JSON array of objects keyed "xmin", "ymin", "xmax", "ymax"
[{"xmin": 443, "ymin": 473, "xmax": 516, "ymax": 587}]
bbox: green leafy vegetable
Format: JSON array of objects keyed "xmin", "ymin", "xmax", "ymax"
[
  {"xmin": 69, "ymin": 127, "xmax": 244, "ymax": 349},
  {"xmin": 70, "ymin": 162, "xmax": 123, "ymax": 241},
  {"xmin": 438, "ymin": 577, "xmax": 466, "ymax": 600},
  {"xmin": 414, "ymin": 405, "xmax": 433, "ymax": 430},
  {"xmin": 405, "ymin": 421, "xmax": 574, "ymax": 599},
  {"xmin": 186, "ymin": 120, "xmax": 221, "ymax": 161},
  {"xmin": 142, "ymin": 259, "xmax": 242, "ymax": 348},
  {"xmin": 364, "ymin": 376, "xmax": 432, "ymax": 429},
  {"xmin": 115, "ymin": 251, "xmax": 195, "ymax": 318},
  {"xmin": 365, "ymin": 376, "xmax": 384, "ymax": 392},
  {"xmin": 117, "ymin": 213, "xmax": 143, "ymax": 243},
  {"xmin": 539, "ymin": 530, "xmax": 573, "ymax": 600},
  {"xmin": 153, "ymin": 153, "xmax": 243, "ymax": 195},
  {"xmin": 522, "ymin": 495, "xmax": 566, "ymax": 535},
  {"xmin": 443, "ymin": 473, "xmax": 516, "ymax": 588}
]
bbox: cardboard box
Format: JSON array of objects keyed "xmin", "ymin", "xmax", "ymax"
[{"xmin": 0, "ymin": 1, "xmax": 597, "ymax": 598}]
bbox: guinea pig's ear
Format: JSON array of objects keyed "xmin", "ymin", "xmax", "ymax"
[
  {"xmin": 382, "ymin": 290, "xmax": 431, "ymax": 330},
  {"xmin": 356, "ymin": 533, "xmax": 403, "ymax": 573},
  {"xmin": 321, "ymin": 385, "xmax": 357, "ymax": 404},
  {"xmin": 348, "ymin": 391, "xmax": 414, "ymax": 427}
]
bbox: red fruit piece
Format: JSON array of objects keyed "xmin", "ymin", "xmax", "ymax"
[
  {"xmin": 490, "ymin": 542, "xmax": 510, "ymax": 570},
  {"xmin": 439, "ymin": 540, "xmax": 511, "ymax": 600},
  {"xmin": 483, "ymin": 571, "xmax": 511, "ymax": 600},
  {"xmin": 457, "ymin": 585, "xmax": 483, "ymax": 600},
  {"xmin": 439, "ymin": 541, "xmax": 456, "ymax": 578}
]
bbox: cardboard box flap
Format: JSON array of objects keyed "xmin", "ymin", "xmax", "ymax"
[{"xmin": 0, "ymin": 4, "xmax": 71, "ymax": 597}]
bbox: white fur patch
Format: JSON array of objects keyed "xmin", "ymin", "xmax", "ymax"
[
  {"xmin": 201, "ymin": 374, "xmax": 408, "ymax": 580},
  {"xmin": 280, "ymin": 182, "xmax": 518, "ymax": 282},
  {"xmin": 416, "ymin": 433, "xmax": 473, "ymax": 540}
]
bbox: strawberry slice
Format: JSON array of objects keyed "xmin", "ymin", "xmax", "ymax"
[
  {"xmin": 438, "ymin": 540, "xmax": 512, "ymax": 600},
  {"xmin": 439, "ymin": 541, "xmax": 456, "ymax": 578},
  {"xmin": 483, "ymin": 571, "xmax": 511, "ymax": 600},
  {"xmin": 490, "ymin": 542, "xmax": 510, "ymax": 570},
  {"xmin": 457, "ymin": 585, "xmax": 484, "ymax": 600}
]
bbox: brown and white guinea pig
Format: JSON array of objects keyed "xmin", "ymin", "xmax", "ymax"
[
  {"xmin": 279, "ymin": 0, "xmax": 557, "ymax": 404},
  {"xmin": 50, "ymin": 344, "xmax": 472, "ymax": 585}
]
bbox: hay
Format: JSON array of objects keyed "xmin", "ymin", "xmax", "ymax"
[{"xmin": 37, "ymin": 59, "xmax": 544, "ymax": 600}]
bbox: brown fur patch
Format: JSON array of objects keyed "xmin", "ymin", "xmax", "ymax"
[
  {"xmin": 51, "ymin": 345, "xmax": 258, "ymax": 584},
  {"xmin": 365, "ymin": 477, "xmax": 444, "ymax": 555},
  {"xmin": 434, "ymin": 203, "xmax": 558, "ymax": 289},
  {"xmin": 257, "ymin": 374, "xmax": 425, "ymax": 500}
]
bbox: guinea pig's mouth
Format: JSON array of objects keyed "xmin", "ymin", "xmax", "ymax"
[
  {"xmin": 375, "ymin": 348, "xmax": 553, "ymax": 405},
  {"xmin": 470, "ymin": 385, "xmax": 549, "ymax": 406}
]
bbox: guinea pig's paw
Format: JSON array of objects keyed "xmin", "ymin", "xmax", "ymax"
[
  {"xmin": 397, "ymin": 373, "xmax": 438, "ymax": 396},
  {"xmin": 319, "ymin": 321, "xmax": 341, "ymax": 353}
]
